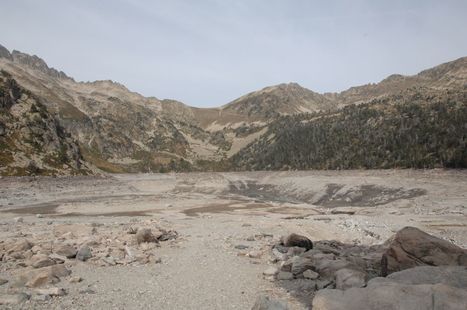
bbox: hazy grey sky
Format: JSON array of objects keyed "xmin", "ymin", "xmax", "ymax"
[{"xmin": 1, "ymin": 0, "xmax": 466, "ymax": 107}]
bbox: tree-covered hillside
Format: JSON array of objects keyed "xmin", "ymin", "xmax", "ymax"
[{"xmin": 232, "ymin": 87, "xmax": 467, "ymax": 170}]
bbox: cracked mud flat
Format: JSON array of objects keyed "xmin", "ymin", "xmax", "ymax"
[{"xmin": 0, "ymin": 170, "xmax": 466, "ymax": 309}]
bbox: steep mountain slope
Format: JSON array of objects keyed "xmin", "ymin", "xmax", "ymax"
[
  {"xmin": 232, "ymin": 86, "xmax": 467, "ymax": 170},
  {"xmin": 0, "ymin": 45, "xmax": 231, "ymax": 173},
  {"xmin": 0, "ymin": 70, "xmax": 91, "ymax": 175}
]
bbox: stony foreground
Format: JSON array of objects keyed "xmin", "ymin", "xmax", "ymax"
[{"xmin": 0, "ymin": 170, "xmax": 466, "ymax": 309}]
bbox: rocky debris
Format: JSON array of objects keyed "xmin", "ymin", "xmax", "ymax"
[
  {"xmin": 14, "ymin": 217, "xmax": 24, "ymax": 223},
  {"xmin": 136, "ymin": 228, "xmax": 157, "ymax": 244},
  {"xmin": 251, "ymin": 295, "xmax": 288, "ymax": 310},
  {"xmin": 76, "ymin": 245, "xmax": 92, "ymax": 261},
  {"xmin": 0, "ymin": 278, "xmax": 8, "ymax": 285},
  {"xmin": 281, "ymin": 233, "xmax": 313, "ymax": 250},
  {"xmin": 235, "ymin": 244, "xmax": 249, "ymax": 250},
  {"xmin": 54, "ymin": 244, "xmax": 77, "ymax": 258},
  {"xmin": 313, "ymin": 281, "xmax": 467, "ymax": 310},
  {"xmin": 265, "ymin": 227, "xmax": 467, "ymax": 308},
  {"xmin": 0, "ymin": 293, "xmax": 30, "ymax": 305},
  {"xmin": 335, "ymin": 268, "xmax": 366, "ymax": 290},
  {"xmin": 381, "ymin": 226, "xmax": 467, "ymax": 276}
]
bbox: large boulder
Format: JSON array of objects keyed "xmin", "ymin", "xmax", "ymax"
[
  {"xmin": 312, "ymin": 282, "xmax": 467, "ymax": 310},
  {"xmin": 381, "ymin": 227, "xmax": 467, "ymax": 276},
  {"xmin": 281, "ymin": 233, "xmax": 313, "ymax": 250},
  {"xmin": 369, "ymin": 266, "xmax": 467, "ymax": 288},
  {"xmin": 335, "ymin": 268, "xmax": 366, "ymax": 290}
]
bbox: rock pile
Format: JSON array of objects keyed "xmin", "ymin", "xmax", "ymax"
[
  {"xmin": 263, "ymin": 228, "xmax": 467, "ymax": 309},
  {"xmin": 0, "ymin": 220, "xmax": 179, "ymax": 304}
]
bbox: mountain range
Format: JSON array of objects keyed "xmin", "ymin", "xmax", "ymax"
[{"xmin": 0, "ymin": 43, "xmax": 465, "ymax": 175}]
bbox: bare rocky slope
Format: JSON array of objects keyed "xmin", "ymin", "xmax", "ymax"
[
  {"xmin": 0, "ymin": 43, "xmax": 465, "ymax": 175},
  {"xmin": 0, "ymin": 70, "xmax": 91, "ymax": 175}
]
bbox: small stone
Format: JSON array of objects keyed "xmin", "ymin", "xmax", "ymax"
[
  {"xmin": 235, "ymin": 244, "xmax": 249, "ymax": 250},
  {"xmin": 0, "ymin": 278, "xmax": 8, "ymax": 286},
  {"xmin": 102, "ymin": 257, "xmax": 116, "ymax": 266},
  {"xmin": 14, "ymin": 217, "xmax": 24, "ymax": 223},
  {"xmin": 246, "ymin": 236, "xmax": 256, "ymax": 241},
  {"xmin": 263, "ymin": 267, "xmax": 279, "ymax": 276},
  {"xmin": 280, "ymin": 260, "xmax": 293, "ymax": 272},
  {"xmin": 76, "ymin": 245, "xmax": 92, "ymax": 261},
  {"xmin": 276, "ymin": 272, "xmax": 294, "ymax": 280},
  {"xmin": 49, "ymin": 254, "xmax": 66, "ymax": 264},
  {"xmin": 79, "ymin": 288, "xmax": 96, "ymax": 294},
  {"xmin": 54, "ymin": 244, "xmax": 77, "ymax": 258},
  {"xmin": 30, "ymin": 254, "xmax": 56, "ymax": 268},
  {"xmin": 35, "ymin": 287, "xmax": 66, "ymax": 296},
  {"xmin": 36, "ymin": 214, "xmax": 43, "ymax": 218},
  {"xmin": 32, "ymin": 294, "xmax": 51, "ymax": 302},
  {"xmin": 158, "ymin": 230, "xmax": 178, "ymax": 241},
  {"xmin": 248, "ymin": 250, "xmax": 262, "ymax": 259},
  {"xmin": 69, "ymin": 276, "xmax": 82, "ymax": 283},
  {"xmin": 303, "ymin": 269, "xmax": 319, "ymax": 280}
]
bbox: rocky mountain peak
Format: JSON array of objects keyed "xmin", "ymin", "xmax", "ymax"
[
  {"xmin": 1, "ymin": 45, "xmax": 71, "ymax": 80},
  {"xmin": 0, "ymin": 44, "xmax": 12, "ymax": 60}
]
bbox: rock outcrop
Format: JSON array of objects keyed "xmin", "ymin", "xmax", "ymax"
[{"xmin": 381, "ymin": 226, "xmax": 467, "ymax": 276}]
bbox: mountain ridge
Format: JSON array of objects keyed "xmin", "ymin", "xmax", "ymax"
[{"xmin": 0, "ymin": 42, "xmax": 465, "ymax": 175}]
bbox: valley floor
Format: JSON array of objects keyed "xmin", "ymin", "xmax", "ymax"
[{"xmin": 0, "ymin": 170, "xmax": 466, "ymax": 309}]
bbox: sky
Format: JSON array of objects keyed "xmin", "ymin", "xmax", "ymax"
[{"xmin": 1, "ymin": 0, "xmax": 467, "ymax": 107}]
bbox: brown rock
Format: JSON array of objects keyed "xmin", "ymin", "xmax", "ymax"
[
  {"xmin": 23, "ymin": 264, "xmax": 71, "ymax": 288},
  {"xmin": 381, "ymin": 227, "xmax": 467, "ymax": 276},
  {"xmin": 29, "ymin": 254, "xmax": 56, "ymax": 268},
  {"xmin": 54, "ymin": 244, "xmax": 77, "ymax": 258},
  {"xmin": 7, "ymin": 239, "xmax": 33, "ymax": 253}
]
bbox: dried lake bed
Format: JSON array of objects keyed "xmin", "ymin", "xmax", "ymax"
[{"xmin": 0, "ymin": 170, "xmax": 466, "ymax": 309}]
